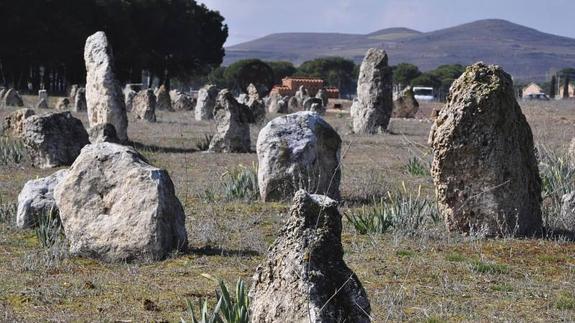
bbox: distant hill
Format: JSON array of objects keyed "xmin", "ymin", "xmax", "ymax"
[{"xmin": 225, "ymin": 19, "xmax": 575, "ymax": 81}]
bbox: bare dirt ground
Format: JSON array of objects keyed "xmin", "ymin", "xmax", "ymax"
[{"xmin": 0, "ymin": 97, "xmax": 574, "ymax": 321}]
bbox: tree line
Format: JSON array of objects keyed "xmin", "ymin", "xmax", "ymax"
[{"xmin": 0, "ymin": 0, "xmax": 228, "ymax": 94}]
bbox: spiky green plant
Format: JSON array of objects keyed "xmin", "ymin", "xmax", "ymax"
[
  {"xmin": 0, "ymin": 137, "xmax": 27, "ymax": 165},
  {"xmin": 182, "ymin": 274, "xmax": 249, "ymax": 323},
  {"xmin": 404, "ymin": 156, "xmax": 430, "ymax": 177},
  {"xmin": 221, "ymin": 164, "xmax": 259, "ymax": 201},
  {"xmin": 35, "ymin": 208, "xmax": 64, "ymax": 248},
  {"xmin": 345, "ymin": 183, "xmax": 439, "ymax": 234},
  {"xmin": 0, "ymin": 199, "xmax": 17, "ymax": 225}
]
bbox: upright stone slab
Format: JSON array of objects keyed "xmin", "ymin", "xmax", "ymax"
[
  {"xmin": 257, "ymin": 112, "xmax": 341, "ymax": 201},
  {"xmin": 246, "ymin": 83, "xmax": 266, "ymax": 124},
  {"xmin": 132, "ymin": 89, "xmax": 157, "ymax": 122},
  {"xmin": 249, "ymin": 190, "xmax": 371, "ymax": 322},
  {"xmin": 3, "ymin": 89, "xmax": 24, "ymax": 107},
  {"xmin": 351, "ymin": 48, "xmax": 393, "ymax": 134},
  {"xmin": 84, "ymin": 31, "xmax": 128, "ymax": 142},
  {"xmin": 295, "ymin": 85, "xmax": 308, "ymax": 106},
  {"xmin": 194, "ymin": 84, "xmax": 218, "ymax": 120},
  {"xmin": 38, "ymin": 90, "xmax": 48, "ymax": 102},
  {"xmin": 16, "ymin": 170, "xmax": 68, "ymax": 229},
  {"xmin": 54, "ymin": 143, "xmax": 188, "ymax": 262},
  {"xmin": 156, "ymin": 85, "xmax": 173, "ymax": 111},
  {"xmin": 69, "ymin": 84, "xmax": 79, "ymax": 101},
  {"xmin": 430, "ymin": 63, "xmax": 542, "ymax": 236},
  {"xmin": 36, "ymin": 98, "xmax": 49, "ymax": 109},
  {"xmin": 287, "ymin": 96, "xmax": 299, "ymax": 111},
  {"xmin": 22, "ymin": 111, "xmax": 90, "ymax": 168},
  {"xmin": 316, "ymin": 87, "xmax": 328, "ymax": 107},
  {"xmin": 208, "ymin": 89, "xmax": 253, "ymax": 153},
  {"xmin": 73, "ymin": 88, "xmax": 87, "ymax": 112},
  {"xmin": 303, "ymin": 97, "xmax": 325, "ymax": 115},
  {"xmin": 124, "ymin": 89, "xmax": 137, "ymax": 112},
  {"xmin": 170, "ymin": 90, "xmax": 195, "ymax": 111},
  {"xmin": 392, "ymin": 86, "xmax": 419, "ymax": 118},
  {"xmin": 55, "ymin": 97, "xmax": 70, "ymax": 110},
  {"xmin": 2, "ymin": 108, "xmax": 35, "ymax": 137},
  {"xmin": 88, "ymin": 123, "xmax": 119, "ymax": 144}
]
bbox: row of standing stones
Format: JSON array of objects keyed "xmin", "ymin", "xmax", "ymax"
[{"xmin": 1, "ymin": 30, "xmax": 572, "ymax": 320}]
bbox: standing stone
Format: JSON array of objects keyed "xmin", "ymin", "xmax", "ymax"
[
  {"xmin": 2, "ymin": 108, "xmax": 35, "ymax": 137},
  {"xmin": 73, "ymin": 88, "xmax": 87, "ymax": 112},
  {"xmin": 295, "ymin": 85, "xmax": 308, "ymax": 105},
  {"xmin": 559, "ymin": 192, "xmax": 575, "ymax": 233},
  {"xmin": 287, "ymin": 96, "xmax": 300, "ymax": 111},
  {"xmin": 84, "ymin": 31, "xmax": 129, "ymax": 142},
  {"xmin": 132, "ymin": 89, "xmax": 157, "ymax": 122},
  {"xmin": 392, "ymin": 86, "xmax": 419, "ymax": 118},
  {"xmin": 246, "ymin": 83, "xmax": 266, "ymax": 124},
  {"xmin": 277, "ymin": 98, "xmax": 288, "ymax": 114},
  {"xmin": 3, "ymin": 89, "xmax": 24, "ymax": 107},
  {"xmin": 69, "ymin": 84, "xmax": 79, "ymax": 101},
  {"xmin": 55, "ymin": 97, "xmax": 70, "ymax": 110},
  {"xmin": 38, "ymin": 89, "xmax": 48, "ymax": 102},
  {"xmin": 88, "ymin": 123, "xmax": 119, "ymax": 144},
  {"xmin": 156, "ymin": 85, "xmax": 173, "ymax": 111},
  {"xmin": 22, "ymin": 111, "xmax": 90, "ymax": 168},
  {"xmin": 0, "ymin": 88, "xmax": 6, "ymax": 101},
  {"xmin": 351, "ymin": 48, "xmax": 393, "ymax": 134},
  {"xmin": 257, "ymin": 111, "xmax": 341, "ymax": 201},
  {"xmin": 249, "ymin": 190, "xmax": 371, "ymax": 322},
  {"xmin": 194, "ymin": 84, "xmax": 218, "ymax": 121},
  {"xmin": 170, "ymin": 90, "xmax": 195, "ymax": 111},
  {"xmin": 53, "ymin": 143, "xmax": 188, "ymax": 262},
  {"xmin": 208, "ymin": 89, "xmax": 253, "ymax": 153},
  {"xmin": 303, "ymin": 97, "xmax": 325, "ymax": 115},
  {"xmin": 316, "ymin": 87, "xmax": 328, "ymax": 107},
  {"xmin": 36, "ymin": 98, "xmax": 49, "ymax": 110},
  {"xmin": 267, "ymin": 93, "xmax": 282, "ymax": 113},
  {"xmin": 16, "ymin": 170, "xmax": 68, "ymax": 229},
  {"xmin": 124, "ymin": 89, "xmax": 137, "ymax": 112},
  {"xmin": 430, "ymin": 62, "xmax": 542, "ymax": 237}
]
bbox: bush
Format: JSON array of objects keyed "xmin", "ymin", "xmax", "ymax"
[
  {"xmin": 221, "ymin": 164, "xmax": 259, "ymax": 201},
  {"xmin": 35, "ymin": 208, "xmax": 64, "ymax": 248},
  {"xmin": 345, "ymin": 183, "xmax": 439, "ymax": 234},
  {"xmin": 183, "ymin": 274, "xmax": 249, "ymax": 323},
  {"xmin": 0, "ymin": 137, "xmax": 27, "ymax": 166}
]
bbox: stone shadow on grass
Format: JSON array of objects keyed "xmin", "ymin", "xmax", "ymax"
[
  {"xmin": 189, "ymin": 246, "xmax": 260, "ymax": 257},
  {"xmin": 130, "ymin": 141, "xmax": 198, "ymax": 154}
]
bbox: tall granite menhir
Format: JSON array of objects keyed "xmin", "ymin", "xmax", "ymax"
[
  {"xmin": 429, "ymin": 62, "xmax": 542, "ymax": 237},
  {"xmin": 84, "ymin": 31, "xmax": 128, "ymax": 142},
  {"xmin": 351, "ymin": 48, "xmax": 393, "ymax": 134}
]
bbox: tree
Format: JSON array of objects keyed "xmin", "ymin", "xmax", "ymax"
[
  {"xmin": 267, "ymin": 61, "xmax": 296, "ymax": 85},
  {"xmin": 223, "ymin": 59, "xmax": 274, "ymax": 94},
  {"xmin": 393, "ymin": 63, "xmax": 421, "ymax": 87},
  {"xmin": 549, "ymin": 75, "xmax": 557, "ymax": 98},
  {"xmin": 296, "ymin": 57, "xmax": 357, "ymax": 95}
]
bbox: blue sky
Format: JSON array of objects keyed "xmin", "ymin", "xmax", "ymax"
[{"xmin": 200, "ymin": 0, "xmax": 575, "ymax": 45}]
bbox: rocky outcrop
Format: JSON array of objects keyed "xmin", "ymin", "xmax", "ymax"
[
  {"xmin": 249, "ymin": 190, "xmax": 371, "ymax": 322},
  {"xmin": 53, "ymin": 143, "xmax": 188, "ymax": 262},
  {"xmin": 430, "ymin": 62, "xmax": 542, "ymax": 237},
  {"xmin": 16, "ymin": 170, "xmax": 68, "ymax": 229},
  {"xmin": 88, "ymin": 123, "xmax": 119, "ymax": 144},
  {"xmin": 208, "ymin": 89, "xmax": 253, "ymax": 153},
  {"xmin": 351, "ymin": 48, "xmax": 393, "ymax": 134},
  {"xmin": 194, "ymin": 84, "xmax": 218, "ymax": 120},
  {"xmin": 132, "ymin": 89, "xmax": 156, "ymax": 122},
  {"xmin": 3, "ymin": 89, "xmax": 24, "ymax": 107},
  {"xmin": 257, "ymin": 112, "xmax": 341, "ymax": 201},
  {"xmin": 22, "ymin": 111, "xmax": 90, "ymax": 168},
  {"xmin": 84, "ymin": 31, "xmax": 129, "ymax": 142},
  {"xmin": 2, "ymin": 108, "xmax": 36, "ymax": 137},
  {"xmin": 392, "ymin": 86, "xmax": 419, "ymax": 118}
]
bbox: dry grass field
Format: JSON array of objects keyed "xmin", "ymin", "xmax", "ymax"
[{"xmin": 0, "ymin": 96, "xmax": 574, "ymax": 322}]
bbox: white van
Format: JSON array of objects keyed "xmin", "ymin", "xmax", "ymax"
[{"xmin": 413, "ymin": 87, "xmax": 435, "ymax": 101}]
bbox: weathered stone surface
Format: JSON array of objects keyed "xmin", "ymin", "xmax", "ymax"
[
  {"xmin": 3, "ymin": 89, "xmax": 24, "ymax": 107},
  {"xmin": 156, "ymin": 85, "xmax": 173, "ymax": 111},
  {"xmin": 303, "ymin": 97, "xmax": 325, "ymax": 115},
  {"xmin": 250, "ymin": 190, "xmax": 371, "ymax": 322},
  {"xmin": 559, "ymin": 192, "xmax": 575, "ymax": 233},
  {"xmin": 288, "ymin": 96, "xmax": 300, "ymax": 111},
  {"xmin": 22, "ymin": 111, "xmax": 90, "ymax": 168},
  {"xmin": 2, "ymin": 108, "xmax": 36, "ymax": 137},
  {"xmin": 194, "ymin": 84, "xmax": 218, "ymax": 120},
  {"xmin": 315, "ymin": 87, "xmax": 328, "ymax": 107},
  {"xmin": 53, "ymin": 143, "xmax": 188, "ymax": 262},
  {"xmin": 132, "ymin": 89, "xmax": 156, "ymax": 122},
  {"xmin": 73, "ymin": 88, "xmax": 87, "ymax": 112},
  {"xmin": 351, "ymin": 48, "xmax": 393, "ymax": 134},
  {"xmin": 69, "ymin": 84, "xmax": 79, "ymax": 101},
  {"xmin": 56, "ymin": 97, "xmax": 70, "ymax": 110},
  {"xmin": 170, "ymin": 90, "xmax": 195, "ymax": 111},
  {"xmin": 38, "ymin": 90, "xmax": 48, "ymax": 102},
  {"xmin": 16, "ymin": 169, "xmax": 68, "ymax": 229},
  {"xmin": 36, "ymin": 98, "xmax": 49, "ymax": 109},
  {"xmin": 277, "ymin": 98, "xmax": 288, "ymax": 114},
  {"xmin": 84, "ymin": 31, "xmax": 129, "ymax": 142},
  {"xmin": 430, "ymin": 62, "xmax": 542, "ymax": 236},
  {"xmin": 124, "ymin": 89, "xmax": 137, "ymax": 112},
  {"xmin": 295, "ymin": 85, "xmax": 308, "ymax": 105},
  {"xmin": 208, "ymin": 89, "xmax": 253, "ymax": 153},
  {"xmin": 88, "ymin": 123, "xmax": 119, "ymax": 144},
  {"xmin": 392, "ymin": 86, "xmax": 419, "ymax": 118},
  {"xmin": 246, "ymin": 83, "xmax": 266, "ymax": 124},
  {"xmin": 257, "ymin": 112, "xmax": 341, "ymax": 202}
]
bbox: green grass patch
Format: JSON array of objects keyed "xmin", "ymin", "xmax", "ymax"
[
  {"xmin": 396, "ymin": 250, "xmax": 416, "ymax": 258},
  {"xmin": 490, "ymin": 283, "xmax": 514, "ymax": 292},
  {"xmin": 556, "ymin": 292, "xmax": 575, "ymax": 310},
  {"xmin": 470, "ymin": 260, "xmax": 509, "ymax": 274},
  {"xmin": 445, "ymin": 252, "xmax": 466, "ymax": 262}
]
